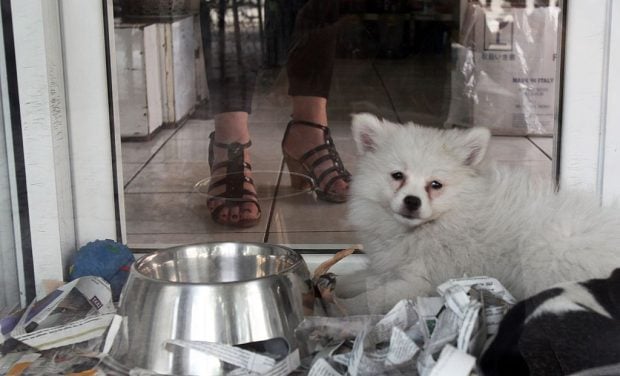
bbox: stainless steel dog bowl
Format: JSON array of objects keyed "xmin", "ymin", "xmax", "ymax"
[{"xmin": 108, "ymin": 242, "xmax": 312, "ymax": 375}]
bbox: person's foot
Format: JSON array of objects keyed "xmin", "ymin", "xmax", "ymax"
[
  {"xmin": 207, "ymin": 113, "xmax": 261, "ymax": 227},
  {"xmin": 286, "ymin": 97, "xmax": 350, "ymax": 202},
  {"xmin": 282, "ymin": 120, "xmax": 350, "ymax": 202}
]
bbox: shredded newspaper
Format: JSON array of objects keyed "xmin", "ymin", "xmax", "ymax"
[
  {"xmin": 296, "ymin": 275, "xmax": 515, "ymax": 376},
  {"xmin": 0, "ymin": 270, "xmax": 516, "ymax": 375}
]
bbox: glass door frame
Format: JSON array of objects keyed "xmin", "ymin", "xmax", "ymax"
[
  {"xmin": 4, "ymin": 0, "xmax": 620, "ymax": 301},
  {"xmin": 557, "ymin": 0, "xmax": 620, "ymax": 205},
  {"xmin": 3, "ymin": 0, "xmax": 122, "ymax": 299}
]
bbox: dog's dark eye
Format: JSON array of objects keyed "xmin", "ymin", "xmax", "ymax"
[
  {"xmin": 430, "ymin": 180, "xmax": 443, "ymax": 190},
  {"xmin": 391, "ymin": 171, "xmax": 404, "ymax": 181}
]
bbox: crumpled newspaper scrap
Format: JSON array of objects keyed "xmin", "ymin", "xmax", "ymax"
[
  {"xmin": 0, "ymin": 276, "xmax": 115, "ymax": 352},
  {"xmin": 300, "ymin": 276, "xmax": 515, "ymax": 376},
  {"xmin": 0, "ymin": 277, "xmax": 115, "ymax": 375}
]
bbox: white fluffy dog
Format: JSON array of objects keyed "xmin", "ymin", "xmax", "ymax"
[{"xmin": 334, "ymin": 113, "xmax": 620, "ymax": 314}]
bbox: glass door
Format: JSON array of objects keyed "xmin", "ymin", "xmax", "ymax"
[{"xmin": 114, "ymin": 0, "xmax": 564, "ymax": 252}]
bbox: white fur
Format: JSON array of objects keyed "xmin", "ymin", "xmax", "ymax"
[
  {"xmin": 526, "ymin": 283, "xmax": 612, "ymax": 323},
  {"xmin": 338, "ymin": 114, "xmax": 620, "ymax": 314}
]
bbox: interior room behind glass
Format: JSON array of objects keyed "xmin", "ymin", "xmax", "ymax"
[{"xmin": 113, "ymin": 0, "xmax": 560, "ymax": 249}]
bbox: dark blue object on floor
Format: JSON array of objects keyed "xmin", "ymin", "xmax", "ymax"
[{"xmin": 69, "ymin": 239, "xmax": 135, "ymax": 301}]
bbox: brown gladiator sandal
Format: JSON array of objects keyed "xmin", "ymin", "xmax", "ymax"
[
  {"xmin": 281, "ymin": 120, "xmax": 352, "ymax": 203},
  {"xmin": 207, "ymin": 132, "xmax": 261, "ymax": 227}
]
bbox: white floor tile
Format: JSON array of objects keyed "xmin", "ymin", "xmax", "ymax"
[
  {"xmin": 121, "ymin": 57, "xmax": 558, "ymax": 249},
  {"xmin": 124, "ymin": 192, "xmax": 269, "ymax": 235},
  {"xmin": 127, "ymin": 232, "xmax": 265, "ymax": 249},
  {"xmin": 528, "ymin": 136, "xmax": 553, "ymax": 157},
  {"xmin": 268, "ymin": 232, "xmax": 362, "ymax": 249},
  {"xmin": 121, "ymin": 129, "xmax": 176, "ymax": 163},
  {"xmin": 498, "ymin": 159, "xmax": 554, "ymax": 181},
  {"xmin": 122, "ymin": 163, "xmax": 143, "ymax": 184},
  {"xmin": 488, "ymin": 136, "xmax": 551, "ymax": 161}
]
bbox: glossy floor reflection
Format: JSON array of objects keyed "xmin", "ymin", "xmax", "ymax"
[{"xmin": 122, "ymin": 58, "xmax": 554, "ymax": 251}]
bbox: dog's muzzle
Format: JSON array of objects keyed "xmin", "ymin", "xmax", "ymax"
[
  {"xmin": 403, "ymin": 195, "xmax": 421, "ymax": 212},
  {"xmin": 397, "ymin": 195, "xmax": 422, "ymax": 219}
]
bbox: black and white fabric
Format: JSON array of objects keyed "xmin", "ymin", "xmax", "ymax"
[{"xmin": 480, "ymin": 269, "xmax": 620, "ymax": 376}]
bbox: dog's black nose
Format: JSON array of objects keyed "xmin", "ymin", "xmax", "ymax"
[{"xmin": 403, "ymin": 195, "xmax": 421, "ymax": 211}]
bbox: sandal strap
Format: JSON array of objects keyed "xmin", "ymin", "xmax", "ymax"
[
  {"xmin": 209, "ymin": 175, "xmax": 255, "ymax": 191},
  {"xmin": 318, "ymin": 166, "xmax": 352, "ymax": 194},
  {"xmin": 285, "ymin": 119, "xmax": 328, "ymax": 133},
  {"xmin": 310, "ymin": 153, "xmax": 339, "ymax": 171},
  {"xmin": 209, "ymin": 131, "xmax": 252, "ymax": 150},
  {"xmin": 282, "ymin": 119, "xmax": 327, "ymax": 149},
  {"xmin": 299, "ymin": 143, "xmax": 330, "ymax": 164},
  {"xmin": 322, "ymin": 174, "xmax": 347, "ymax": 195},
  {"xmin": 317, "ymin": 166, "xmax": 343, "ymax": 188},
  {"xmin": 207, "ymin": 131, "xmax": 257, "ymax": 200},
  {"xmin": 208, "ymin": 131, "xmax": 253, "ymax": 168},
  {"xmin": 208, "ymin": 188, "xmax": 258, "ymax": 201},
  {"xmin": 211, "ymin": 160, "xmax": 252, "ymax": 173},
  {"xmin": 282, "ymin": 119, "xmax": 351, "ymax": 196}
]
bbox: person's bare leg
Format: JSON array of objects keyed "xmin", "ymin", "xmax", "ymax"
[
  {"xmin": 207, "ymin": 112, "xmax": 260, "ymax": 225},
  {"xmin": 291, "ymin": 96, "xmax": 328, "ymax": 125},
  {"xmin": 283, "ymin": 96, "xmax": 349, "ymax": 198}
]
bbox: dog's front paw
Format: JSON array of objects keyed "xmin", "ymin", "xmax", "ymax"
[
  {"xmin": 313, "ymin": 273, "xmax": 349, "ymax": 316},
  {"xmin": 315, "ymin": 272, "xmax": 338, "ymax": 296}
]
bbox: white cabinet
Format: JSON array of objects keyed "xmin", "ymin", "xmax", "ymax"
[
  {"xmin": 164, "ymin": 15, "xmax": 197, "ymax": 126},
  {"xmin": 115, "ymin": 21, "xmax": 164, "ymax": 140},
  {"xmin": 115, "ymin": 15, "xmax": 199, "ymax": 140}
]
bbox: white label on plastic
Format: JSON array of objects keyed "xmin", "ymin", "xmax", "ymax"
[
  {"xmin": 427, "ymin": 345, "xmax": 475, "ymax": 376},
  {"xmin": 165, "ymin": 339, "xmax": 276, "ymax": 374},
  {"xmin": 386, "ymin": 327, "xmax": 419, "ymax": 366},
  {"xmin": 308, "ymin": 358, "xmax": 343, "ymax": 376}
]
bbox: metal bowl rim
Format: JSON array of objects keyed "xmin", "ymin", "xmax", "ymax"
[{"xmin": 130, "ymin": 241, "xmax": 307, "ymax": 286}]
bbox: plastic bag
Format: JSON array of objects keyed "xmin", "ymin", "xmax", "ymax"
[{"xmin": 446, "ymin": 0, "xmax": 561, "ymax": 135}]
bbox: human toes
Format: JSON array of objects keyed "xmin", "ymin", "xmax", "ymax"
[
  {"xmin": 216, "ymin": 205, "xmax": 230, "ymax": 224},
  {"xmin": 323, "ymin": 172, "xmax": 350, "ymax": 195},
  {"xmin": 228, "ymin": 205, "xmax": 241, "ymax": 224},
  {"xmin": 240, "ymin": 202, "xmax": 260, "ymax": 222}
]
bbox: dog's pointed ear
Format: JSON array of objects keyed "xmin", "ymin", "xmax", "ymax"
[
  {"xmin": 457, "ymin": 127, "xmax": 491, "ymax": 166},
  {"xmin": 351, "ymin": 113, "xmax": 395, "ymax": 154}
]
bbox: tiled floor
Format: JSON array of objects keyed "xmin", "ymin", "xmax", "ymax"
[{"xmin": 121, "ymin": 57, "xmax": 554, "ymax": 251}]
